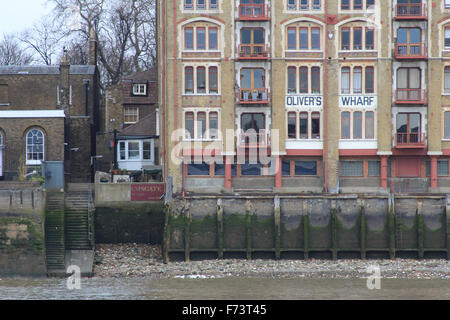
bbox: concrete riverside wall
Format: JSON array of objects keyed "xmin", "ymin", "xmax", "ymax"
[
  {"xmin": 95, "ymin": 183, "xmax": 132, "ymax": 205},
  {"xmin": 164, "ymin": 195, "xmax": 450, "ymax": 262},
  {"xmin": 0, "ymin": 187, "xmax": 46, "ymax": 276},
  {"xmin": 95, "ymin": 202, "xmax": 165, "ymax": 244}
]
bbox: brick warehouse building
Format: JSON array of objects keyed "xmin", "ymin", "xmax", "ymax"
[
  {"xmin": 0, "ymin": 34, "xmax": 100, "ymax": 182},
  {"xmin": 158, "ymin": 0, "xmax": 450, "ymax": 195}
]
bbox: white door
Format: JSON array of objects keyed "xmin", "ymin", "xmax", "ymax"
[{"xmin": 0, "ymin": 133, "xmax": 3, "ymax": 177}]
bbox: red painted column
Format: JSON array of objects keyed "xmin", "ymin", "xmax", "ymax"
[
  {"xmin": 380, "ymin": 156, "xmax": 388, "ymax": 189},
  {"xmin": 275, "ymin": 156, "xmax": 282, "ymax": 188},
  {"xmin": 225, "ymin": 156, "xmax": 232, "ymax": 189},
  {"xmin": 430, "ymin": 156, "xmax": 438, "ymax": 189}
]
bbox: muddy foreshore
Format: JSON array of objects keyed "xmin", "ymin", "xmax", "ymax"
[{"xmin": 92, "ymin": 244, "xmax": 450, "ymax": 280}]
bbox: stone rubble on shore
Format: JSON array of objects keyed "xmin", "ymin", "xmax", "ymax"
[{"xmin": 93, "ymin": 244, "xmax": 450, "ymax": 280}]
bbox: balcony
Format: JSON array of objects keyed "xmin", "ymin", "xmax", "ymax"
[
  {"xmin": 395, "ymin": 3, "xmax": 427, "ymax": 20},
  {"xmin": 238, "ymin": 4, "xmax": 270, "ymax": 21},
  {"xmin": 238, "ymin": 44, "xmax": 269, "ymax": 60},
  {"xmin": 239, "ymin": 88, "xmax": 270, "ymax": 104},
  {"xmin": 395, "ymin": 132, "xmax": 426, "ymax": 148},
  {"xmin": 395, "ymin": 89, "xmax": 427, "ymax": 105},
  {"xmin": 238, "ymin": 131, "xmax": 270, "ymax": 148},
  {"xmin": 395, "ymin": 43, "xmax": 427, "ymax": 60}
]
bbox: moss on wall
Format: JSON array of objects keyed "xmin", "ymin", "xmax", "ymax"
[{"xmin": 94, "ymin": 202, "xmax": 165, "ymax": 244}]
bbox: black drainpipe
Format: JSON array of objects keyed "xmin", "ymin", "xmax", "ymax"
[{"xmin": 83, "ymin": 79, "xmax": 90, "ymax": 116}]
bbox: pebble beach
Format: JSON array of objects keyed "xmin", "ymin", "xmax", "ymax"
[{"xmin": 93, "ymin": 244, "xmax": 450, "ymax": 280}]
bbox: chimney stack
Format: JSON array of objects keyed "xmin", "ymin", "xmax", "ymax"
[
  {"xmin": 89, "ymin": 27, "xmax": 98, "ymax": 66},
  {"xmin": 60, "ymin": 47, "xmax": 70, "ymax": 111}
]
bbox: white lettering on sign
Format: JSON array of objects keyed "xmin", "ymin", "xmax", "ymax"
[
  {"xmin": 286, "ymin": 95, "xmax": 323, "ymax": 108},
  {"xmin": 339, "ymin": 95, "xmax": 377, "ymax": 108}
]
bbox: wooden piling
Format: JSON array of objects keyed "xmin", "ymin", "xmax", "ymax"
[
  {"xmin": 303, "ymin": 214, "xmax": 309, "ymax": 260},
  {"xmin": 417, "ymin": 199, "xmax": 424, "ymax": 259},
  {"xmin": 163, "ymin": 204, "xmax": 171, "ymax": 264},
  {"xmin": 217, "ymin": 199, "xmax": 224, "ymax": 260},
  {"xmin": 360, "ymin": 201, "xmax": 366, "ymax": 260},
  {"xmin": 331, "ymin": 204, "xmax": 338, "ymax": 260},
  {"xmin": 388, "ymin": 194, "xmax": 396, "ymax": 259},
  {"xmin": 274, "ymin": 196, "xmax": 281, "ymax": 260},
  {"xmin": 184, "ymin": 204, "xmax": 191, "ymax": 263}
]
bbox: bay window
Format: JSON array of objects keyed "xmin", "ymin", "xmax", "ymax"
[{"xmin": 117, "ymin": 140, "xmax": 155, "ymax": 167}]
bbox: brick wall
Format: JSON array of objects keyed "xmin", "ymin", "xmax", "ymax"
[{"xmin": 0, "ymin": 118, "xmax": 64, "ymax": 180}]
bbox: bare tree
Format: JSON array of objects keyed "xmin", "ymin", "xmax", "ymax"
[
  {"xmin": 19, "ymin": 20, "xmax": 63, "ymax": 66},
  {"xmin": 64, "ymin": 38, "xmax": 90, "ymax": 65},
  {"xmin": 47, "ymin": 0, "xmax": 156, "ymax": 84},
  {"xmin": 0, "ymin": 34, "xmax": 35, "ymax": 65}
]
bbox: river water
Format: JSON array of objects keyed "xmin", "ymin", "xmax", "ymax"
[{"xmin": 0, "ymin": 277, "xmax": 449, "ymax": 300}]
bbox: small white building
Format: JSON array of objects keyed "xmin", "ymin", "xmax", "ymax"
[{"xmin": 117, "ymin": 114, "xmax": 159, "ymax": 172}]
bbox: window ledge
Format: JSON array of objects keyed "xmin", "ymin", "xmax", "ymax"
[
  {"xmin": 183, "ymin": 139, "xmax": 222, "ymax": 142},
  {"xmin": 183, "ymin": 93, "xmax": 221, "ymax": 96},
  {"xmin": 339, "ymin": 50, "xmax": 378, "ymax": 53},
  {"xmin": 285, "ymin": 50, "xmax": 323, "ymax": 53},
  {"xmin": 442, "ymin": 93, "xmax": 450, "ymax": 96},
  {"xmin": 182, "ymin": 50, "xmax": 221, "ymax": 53},
  {"xmin": 0, "ymin": 103, "xmax": 10, "ymax": 106},
  {"xmin": 26, "ymin": 161, "xmax": 42, "ymax": 166},
  {"xmin": 287, "ymin": 139, "xmax": 323, "ymax": 141}
]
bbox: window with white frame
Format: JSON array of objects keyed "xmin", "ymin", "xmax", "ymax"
[
  {"xmin": 184, "ymin": 110, "xmax": 220, "ymax": 140},
  {"xmin": 132, "ymin": 84, "xmax": 147, "ymax": 96},
  {"xmin": 124, "ymin": 106, "xmax": 139, "ymax": 124},
  {"xmin": 341, "ymin": 66, "xmax": 375, "ymax": 94},
  {"xmin": 287, "ymin": 111, "xmax": 321, "ymax": 140},
  {"xmin": 183, "ymin": 23, "xmax": 219, "ymax": 51},
  {"xmin": 287, "ymin": 0, "xmax": 321, "ymax": 11},
  {"xmin": 184, "ymin": 0, "xmax": 218, "ymax": 10},
  {"xmin": 26, "ymin": 129, "xmax": 44, "ymax": 165},
  {"xmin": 287, "ymin": 65, "xmax": 321, "ymax": 94},
  {"xmin": 184, "ymin": 65, "xmax": 219, "ymax": 95},
  {"xmin": 446, "ymin": 0, "xmax": 450, "ymax": 9},
  {"xmin": 118, "ymin": 140, "xmax": 154, "ymax": 163},
  {"xmin": 341, "ymin": 110, "xmax": 375, "ymax": 139}
]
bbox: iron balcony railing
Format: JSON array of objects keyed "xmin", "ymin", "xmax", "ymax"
[
  {"xmin": 238, "ymin": 3, "xmax": 270, "ymax": 20},
  {"xmin": 395, "ymin": 3, "xmax": 427, "ymax": 20},
  {"xmin": 238, "ymin": 44, "xmax": 269, "ymax": 60},
  {"xmin": 395, "ymin": 132, "xmax": 426, "ymax": 148},
  {"xmin": 239, "ymin": 88, "xmax": 270, "ymax": 104},
  {"xmin": 395, "ymin": 43, "xmax": 427, "ymax": 59},
  {"xmin": 395, "ymin": 89, "xmax": 427, "ymax": 104},
  {"xmin": 238, "ymin": 131, "xmax": 270, "ymax": 147}
]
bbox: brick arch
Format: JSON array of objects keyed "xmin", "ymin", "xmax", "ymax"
[{"xmin": 22, "ymin": 125, "xmax": 47, "ymax": 139}]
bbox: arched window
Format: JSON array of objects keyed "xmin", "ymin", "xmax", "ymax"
[{"xmin": 26, "ymin": 129, "xmax": 44, "ymax": 165}]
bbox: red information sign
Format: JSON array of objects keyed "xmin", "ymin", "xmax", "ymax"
[{"xmin": 131, "ymin": 184, "xmax": 164, "ymax": 201}]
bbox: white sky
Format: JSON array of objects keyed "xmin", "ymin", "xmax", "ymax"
[{"xmin": 0, "ymin": 0, "xmax": 53, "ymax": 36}]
